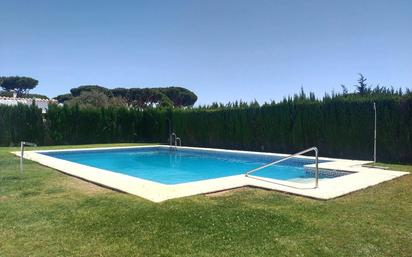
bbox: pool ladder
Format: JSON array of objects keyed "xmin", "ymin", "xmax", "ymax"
[
  {"xmin": 170, "ymin": 133, "xmax": 182, "ymax": 151},
  {"xmin": 245, "ymin": 147, "xmax": 319, "ymax": 188}
]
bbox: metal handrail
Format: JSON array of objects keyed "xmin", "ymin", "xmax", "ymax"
[
  {"xmin": 245, "ymin": 147, "xmax": 319, "ymax": 188},
  {"xmin": 175, "ymin": 137, "xmax": 181, "ymax": 147},
  {"xmin": 170, "ymin": 132, "xmax": 182, "ymax": 150},
  {"xmin": 20, "ymin": 141, "xmax": 37, "ymax": 172},
  {"xmin": 170, "ymin": 133, "xmax": 177, "ymax": 146}
]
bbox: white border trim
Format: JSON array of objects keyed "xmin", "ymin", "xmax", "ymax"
[{"xmin": 12, "ymin": 145, "xmax": 409, "ymax": 202}]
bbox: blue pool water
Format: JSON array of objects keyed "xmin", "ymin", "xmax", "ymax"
[{"xmin": 41, "ymin": 147, "xmax": 347, "ymax": 185}]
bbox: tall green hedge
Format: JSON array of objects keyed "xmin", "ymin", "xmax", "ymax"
[
  {"xmin": 45, "ymin": 105, "xmax": 168, "ymax": 145},
  {"xmin": 1, "ymin": 95, "xmax": 411, "ymax": 163},
  {"xmin": 0, "ymin": 104, "xmax": 45, "ymax": 146},
  {"xmin": 171, "ymin": 96, "xmax": 412, "ymax": 163}
]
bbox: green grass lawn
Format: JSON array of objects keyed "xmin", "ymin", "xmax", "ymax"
[{"xmin": 1, "ymin": 144, "xmax": 411, "ymax": 257}]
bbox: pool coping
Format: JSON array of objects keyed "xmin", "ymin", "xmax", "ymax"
[{"xmin": 12, "ymin": 145, "xmax": 409, "ymax": 202}]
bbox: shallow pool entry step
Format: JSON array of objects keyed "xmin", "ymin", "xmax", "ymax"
[
  {"xmin": 13, "ymin": 145, "xmax": 409, "ymax": 202},
  {"xmin": 303, "ymin": 168, "xmax": 350, "ymax": 178}
]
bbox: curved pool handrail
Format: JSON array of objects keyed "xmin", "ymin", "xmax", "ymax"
[{"xmin": 245, "ymin": 147, "xmax": 319, "ymax": 188}]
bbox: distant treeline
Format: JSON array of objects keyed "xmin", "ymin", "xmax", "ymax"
[
  {"xmin": 55, "ymin": 85, "xmax": 198, "ymax": 108},
  {"xmin": 0, "ymin": 75, "xmax": 198, "ymax": 107},
  {"xmin": 1, "ymin": 87, "xmax": 411, "ymax": 163},
  {"xmin": 0, "ymin": 90, "xmax": 49, "ymax": 99}
]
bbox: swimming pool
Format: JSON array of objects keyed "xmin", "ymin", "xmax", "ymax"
[
  {"xmin": 15, "ymin": 145, "xmax": 408, "ymax": 202},
  {"xmin": 41, "ymin": 146, "xmax": 346, "ymax": 185}
]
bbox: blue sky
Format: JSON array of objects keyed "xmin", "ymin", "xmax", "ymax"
[{"xmin": 1, "ymin": 0, "xmax": 411, "ymax": 104}]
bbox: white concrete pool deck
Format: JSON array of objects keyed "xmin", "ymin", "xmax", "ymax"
[{"xmin": 12, "ymin": 145, "xmax": 408, "ymax": 202}]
